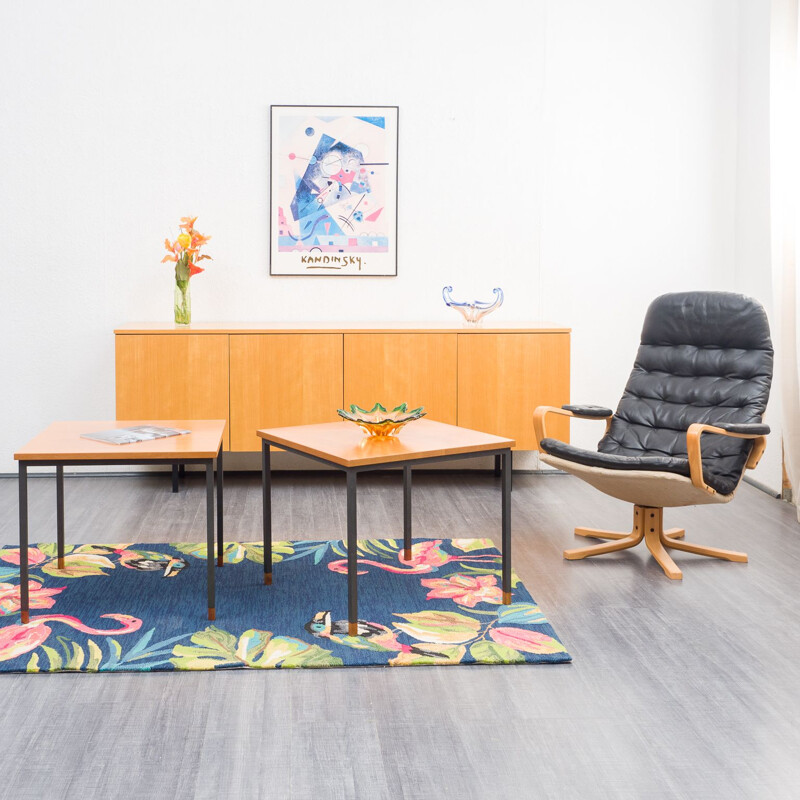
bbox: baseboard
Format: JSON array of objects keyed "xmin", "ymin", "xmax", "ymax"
[{"xmin": 742, "ymin": 474, "xmax": 781, "ymax": 498}]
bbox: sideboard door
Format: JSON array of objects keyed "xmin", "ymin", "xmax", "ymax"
[
  {"xmin": 457, "ymin": 333, "xmax": 570, "ymax": 450},
  {"xmin": 229, "ymin": 333, "xmax": 343, "ymax": 452},
  {"xmin": 343, "ymin": 333, "xmax": 458, "ymax": 425},
  {"xmin": 115, "ymin": 334, "xmax": 231, "ymax": 449}
]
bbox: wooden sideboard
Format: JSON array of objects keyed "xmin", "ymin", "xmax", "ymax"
[{"xmin": 115, "ymin": 322, "xmax": 571, "ymax": 452}]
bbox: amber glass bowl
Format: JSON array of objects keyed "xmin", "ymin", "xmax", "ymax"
[{"xmin": 337, "ymin": 403, "xmax": 426, "ymax": 438}]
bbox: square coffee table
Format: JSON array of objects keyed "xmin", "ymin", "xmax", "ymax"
[
  {"xmin": 258, "ymin": 419, "xmax": 515, "ymax": 635},
  {"xmin": 14, "ymin": 420, "xmax": 226, "ymax": 623}
]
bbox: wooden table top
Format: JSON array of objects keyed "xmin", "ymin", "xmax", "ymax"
[
  {"xmin": 14, "ymin": 420, "xmax": 226, "ymax": 461},
  {"xmin": 257, "ymin": 419, "xmax": 515, "ymax": 468}
]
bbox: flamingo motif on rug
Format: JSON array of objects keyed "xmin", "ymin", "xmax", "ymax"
[
  {"xmin": 0, "ymin": 613, "xmax": 142, "ymax": 662},
  {"xmin": 327, "ymin": 539, "xmax": 500, "ymax": 576}
]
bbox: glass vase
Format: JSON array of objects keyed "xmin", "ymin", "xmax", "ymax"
[{"xmin": 174, "ymin": 281, "xmax": 191, "ymax": 325}]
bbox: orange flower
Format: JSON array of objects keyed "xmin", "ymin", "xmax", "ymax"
[{"xmin": 163, "ymin": 216, "xmax": 211, "ymax": 278}]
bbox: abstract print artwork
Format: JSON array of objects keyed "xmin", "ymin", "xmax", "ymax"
[{"xmin": 270, "ymin": 105, "xmax": 398, "ymax": 276}]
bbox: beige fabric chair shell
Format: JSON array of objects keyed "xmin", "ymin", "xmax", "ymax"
[{"xmin": 539, "ymin": 453, "xmax": 736, "ymax": 509}]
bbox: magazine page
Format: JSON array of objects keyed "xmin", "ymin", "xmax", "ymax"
[
  {"xmin": 125, "ymin": 426, "xmax": 191, "ymax": 439},
  {"xmin": 80, "ymin": 426, "xmax": 191, "ymax": 445}
]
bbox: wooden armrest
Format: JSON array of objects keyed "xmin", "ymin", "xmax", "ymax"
[
  {"xmin": 533, "ymin": 405, "xmax": 613, "ymax": 448},
  {"xmin": 686, "ymin": 423, "xmax": 768, "ymax": 495}
]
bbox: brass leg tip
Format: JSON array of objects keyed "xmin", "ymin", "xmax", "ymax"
[
  {"xmin": 21, "ymin": 611, "xmax": 29, "ymax": 624},
  {"xmin": 502, "ymin": 591, "xmax": 512, "ymax": 605},
  {"xmin": 403, "ymin": 548, "xmax": 411, "ymax": 561},
  {"xmin": 264, "ymin": 572, "xmax": 272, "ymax": 585},
  {"xmin": 57, "ymin": 558, "xmax": 65, "ymax": 570},
  {"xmin": 348, "ymin": 622, "xmax": 358, "ymax": 636},
  {"xmin": 217, "ymin": 556, "xmax": 223, "ymax": 567},
  {"xmin": 208, "ymin": 608, "xmax": 216, "ymax": 621}
]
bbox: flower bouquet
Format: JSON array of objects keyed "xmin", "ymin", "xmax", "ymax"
[{"xmin": 162, "ymin": 216, "xmax": 212, "ymax": 325}]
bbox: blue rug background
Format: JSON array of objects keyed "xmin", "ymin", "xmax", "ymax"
[{"xmin": 0, "ymin": 538, "xmax": 571, "ymax": 672}]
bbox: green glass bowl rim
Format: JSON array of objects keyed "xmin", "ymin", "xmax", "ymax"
[{"xmin": 336, "ymin": 402, "xmax": 426, "ymax": 425}]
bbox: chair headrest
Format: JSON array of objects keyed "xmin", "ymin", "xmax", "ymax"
[{"xmin": 642, "ymin": 292, "xmax": 772, "ymax": 352}]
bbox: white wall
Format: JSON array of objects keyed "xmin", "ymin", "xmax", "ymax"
[
  {"xmin": 734, "ymin": 0, "xmax": 782, "ymax": 494},
  {"xmin": 0, "ymin": 1, "xmax": 775, "ymax": 487},
  {"xmin": 541, "ymin": 1, "xmax": 739, "ymax": 439},
  {"xmin": 1, "ymin": 0, "xmax": 549, "ymax": 473}
]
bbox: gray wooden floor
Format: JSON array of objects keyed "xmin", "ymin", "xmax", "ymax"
[{"xmin": 0, "ymin": 469, "xmax": 798, "ymax": 800}]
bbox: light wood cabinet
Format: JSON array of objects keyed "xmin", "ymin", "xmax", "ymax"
[
  {"xmin": 115, "ymin": 333, "xmax": 231, "ymax": 449},
  {"xmin": 343, "ymin": 334, "xmax": 457, "ymax": 424},
  {"xmin": 115, "ymin": 323, "xmax": 570, "ymax": 453},
  {"xmin": 229, "ymin": 334, "xmax": 343, "ymax": 452},
  {"xmin": 457, "ymin": 333, "xmax": 570, "ymax": 450}
]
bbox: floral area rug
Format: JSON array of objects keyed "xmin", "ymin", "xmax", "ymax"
[{"xmin": 0, "ymin": 538, "xmax": 571, "ymax": 672}]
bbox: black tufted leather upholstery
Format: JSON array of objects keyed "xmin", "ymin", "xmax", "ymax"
[
  {"xmin": 713, "ymin": 422, "xmax": 771, "ymax": 436},
  {"xmin": 540, "ymin": 292, "xmax": 773, "ymax": 495},
  {"xmin": 562, "ymin": 404, "xmax": 613, "ymax": 418},
  {"xmin": 540, "ymin": 438, "xmax": 694, "ymax": 480}
]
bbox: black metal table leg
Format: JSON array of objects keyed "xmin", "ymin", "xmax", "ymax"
[
  {"xmin": 171, "ymin": 463, "xmax": 179, "ymax": 493},
  {"xmin": 346, "ymin": 470, "xmax": 358, "ymax": 636},
  {"xmin": 56, "ymin": 465, "xmax": 65, "ymax": 569},
  {"xmin": 262, "ymin": 441, "xmax": 272, "ymax": 585},
  {"xmin": 19, "ymin": 463, "xmax": 29, "ymax": 624},
  {"xmin": 206, "ymin": 461, "xmax": 215, "ymax": 620},
  {"xmin": 216, "ymin": 446, "xmax": 223, "ymax": 567},
  {"xmin": 494, "ymin": 454, "xmax": 501, "ymax": 477},
  {"xmin": 257, "ymin": 437, "xmax": 515, "ymax": 634},
  {"xmin": 501, "ymin": 448, "xmax": 512, "ymax": 604},
  {"xmin": 403, "ymin": 465, "xmax": 412, "ymax": 560}
]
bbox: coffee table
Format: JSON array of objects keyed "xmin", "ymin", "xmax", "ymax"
[
  {"xmin": 14, "ymin": 420, "xmax": 226, "ymax": 623},
  {"xmin": 258, "ymin": 419, "xmax": 515, "ymax": 635}
]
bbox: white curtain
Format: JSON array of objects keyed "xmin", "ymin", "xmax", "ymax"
[{"xmin": 771, "ymin": 0, "xmax": 800, "ymax": 518}]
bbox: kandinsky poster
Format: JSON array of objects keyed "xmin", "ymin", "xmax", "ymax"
[{"xmin": 270, "ymin": 105, "xmax": 399, "ymax": 276}]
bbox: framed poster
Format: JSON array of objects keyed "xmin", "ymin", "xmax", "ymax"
[{"xmin": 270, "ymin": 105, "xmax": 399, "ymax": 276}]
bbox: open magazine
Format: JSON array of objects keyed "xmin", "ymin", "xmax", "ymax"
[{"xmin": 80, "ymin": 425, "xmax": 191, "ymax": 445}]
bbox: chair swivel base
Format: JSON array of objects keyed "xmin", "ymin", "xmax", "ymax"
[{"xmin": 564, "ymin": 505, "xmax": 748, "ymax": 580}]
